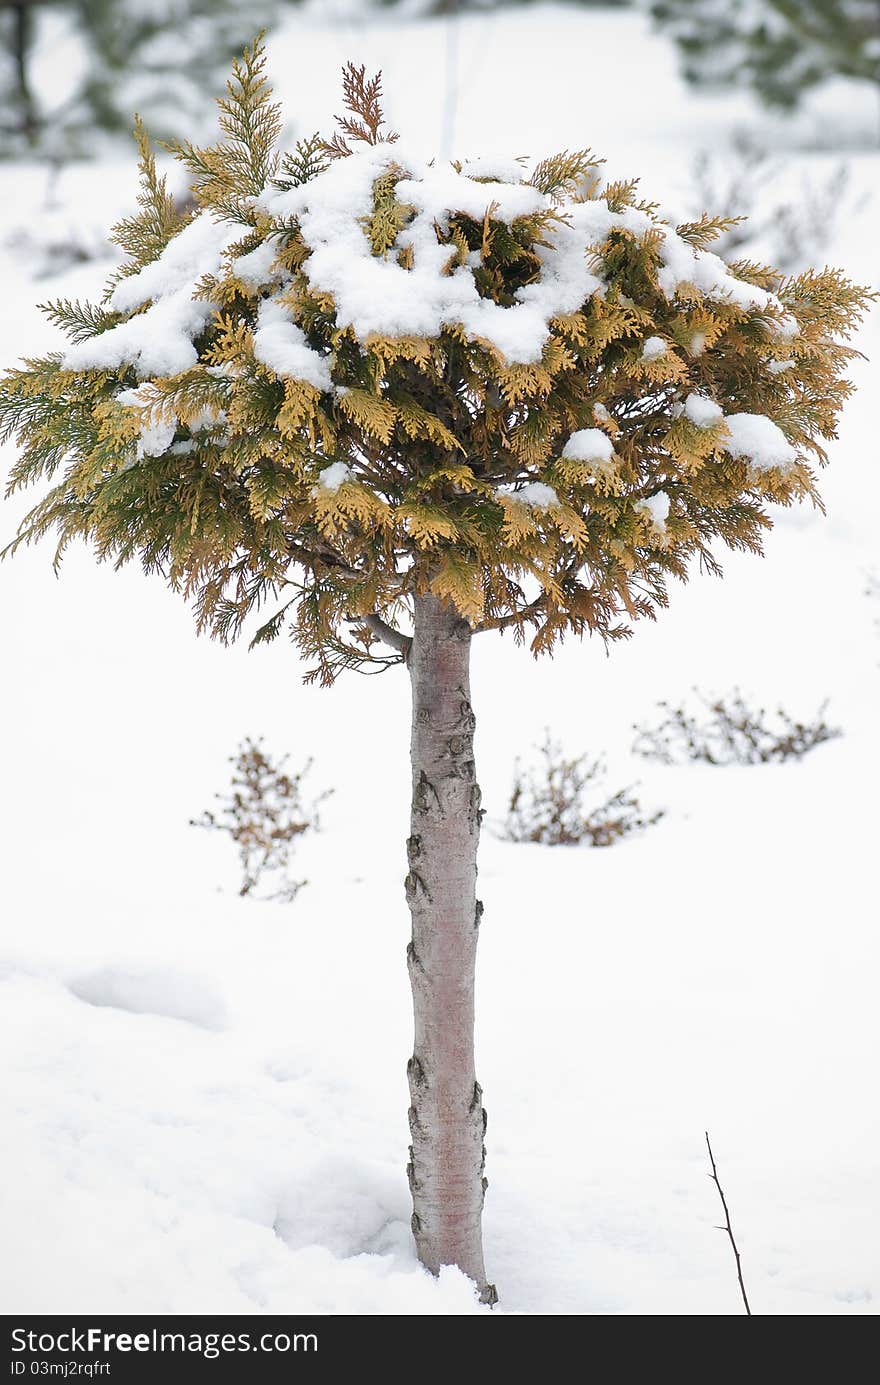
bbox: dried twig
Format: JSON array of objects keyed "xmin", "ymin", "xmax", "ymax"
[
  {"xmin": 705, "ymin": 1131, "xmax": 752, "ymax": 1315},
  {"xmin": 190, "ymin": 739, "xmax": 330, "ymax": 901}
]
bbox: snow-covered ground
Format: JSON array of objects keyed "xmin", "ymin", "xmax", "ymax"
[{"xmin": 1, "ymin": 4, "xmax": 877, "ymax": 1316}]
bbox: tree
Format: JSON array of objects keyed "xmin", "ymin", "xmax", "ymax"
[
  {"xmin": 0, "ymin": 0, "xmax": 282, "ymax": 158},
  {"xmin": 646, "ymin": 0, "xmax": 880, "ymax": 111},
  {"xmin": 0, "ymin": 39, "xmax": 870, "ymax": 1300}
]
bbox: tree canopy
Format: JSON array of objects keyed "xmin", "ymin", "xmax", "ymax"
[{"xmin": 1, "ymin": 38, "xmax": 870, "ymax": 683}]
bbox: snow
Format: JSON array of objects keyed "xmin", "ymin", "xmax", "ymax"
[
  {"xmin": 681, "ymin": 398, "xmax": 796, "ymax": 468},
  {"xmin": 641, "ymin": 335, "xmax": 668, "ymax": 361},
  {"xmin": 115, "ymin": 386, "xmax": 152, "ymax": 407},
  {"xmin": 657, "ymin": 234, "xmax": 795, "ymax": 325},
  {"xmin": 62, "ymin": 214, "xmax": 240, "ymax": 379},
  {"xmin": 636, "ymin": 490, "xmax": 672, "ymax": 531},
  {"xmin": 460, "ymin": 156, "xmax": 529, "ymax": 183},
  {"xmin": 136, "ymin": 415, "xmax": 176, "ymax": 460},
  {"xmin": 771, "ymin": 312, "xmax": 800, "ymax": 340},
  {"xmin": 252, "ymin": 297, "xmax": 334, "ymax": 393},
  {"xmin": 188, "ymin": 407, "xmax": 227, "ymax": 433},
  {"xmin": 723, "ymin": 412, "xmax": 799, "ymax": 471},
  {"xmin": 107, "ymin": 214, "xmax": 235, "ymax": 316},
  {"xmin": 63, "ymin": 291, "xmax": 214, "ymax": 379},
  {"xmin": 314, "ymin": 461, "xmax": 352, "ymax": 493},
  {"xmin": 562, "ymin": 428, "xmax": 615, "ymax": 464},
  {"xmin": 396, "ymin": 162, "xmax": 546, "ymax": 224},
  {"xmin": 232, "ymin": 239, "xmax": 283, "ymax": 293},
  {"xmin": 502, "ymin": 482, "xmax": 560, "ymax": 510},
  {"xmin": 1, "ymin": 1, "xmax": 878, "ymax": 1320},
  {"xmin": 115, "ymin": 387, "xmax": 224, "ymax": 461},
  {"xmin": 69, "ymin": 964, "xmax": 229, "ymax": 1032},
  {"xmin": 684, "ymin": 392, "xmax": 725, "ymax": 428},
  {"xmin": 116, "ymin": 385, "xmax": 175, "ymax": 460}
]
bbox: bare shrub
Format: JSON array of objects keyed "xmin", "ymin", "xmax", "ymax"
[
  {"xmin": 503, "ymin": 732, "xmax": 663, "ymax": 848},
  {"xmin": 191, "ymin": 738, "xmax": 331, "ymax": 901},
  {"xmin": 632, "ymin": 690, "xmax": 842, "ymax": 766}
]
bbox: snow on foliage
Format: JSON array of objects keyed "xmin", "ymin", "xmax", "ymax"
[
  {"xmin": 61, "ymin": 138, "xmax": 802, "ymax": 380},
  {"xmin": 316, "ymin": 461, "xmax": 354, "ymax": 493},
  {"xmin": 252, "ymin": 298, "xmax": 334, "ymax": 392},
  {"xmin": 232, "ymin": 238, "xmax": 284, "ymax": 292},
  {"xmin": 64, "ymin": 291, "xmax": 216, "ymax": 378},
  {"xmin": 656, "ymin": 235, "xmax": 795, "ymax": 323},
  {"xmin": 562, "ymin": 428, "xmax": 615, "ymax": 464},
  {"xmin": 684, "ymin": 392, "xmax": 725, "ymax": 428},
  {"xmin": 636, "ymin": 491, "xmax": 672, "ymax": 531},
  {"xmin": 502, "ymin": 482, "xmax": 561, "ymax": 510},
  {"xmin": 257, "ymin": 145, "xmax": 801, "ymax": 366},
  {"xmin": 63, "ymin": 215, "xmax": 239, "ymax": 378},
  {"xmin": 260, "ymin": 145, "xmax": 595, "ymax": 364},
  {"xmin": 722, "ymin": 412, "xmax": 799, "ymax": 471},
  {"xmin": 641, "ymin": 335, "xmax": 668, "ymax": 361}
]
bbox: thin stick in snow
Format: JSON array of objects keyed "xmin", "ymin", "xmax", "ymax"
[{"xmin": 705, "ymin": 1131, "xmax": 752, "ymax": 1315}]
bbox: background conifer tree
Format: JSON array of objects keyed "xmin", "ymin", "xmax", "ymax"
[
  {"xmin": 0, "ymin": 0, "xmax": 284, "ymax": 157},
  {"xmin": 0, "ymin": 38, "xmax": 870, "ymax": 1299},
  {"xmin": 646, "ymin": 0, "xmax": 880, "ymax": 112}
]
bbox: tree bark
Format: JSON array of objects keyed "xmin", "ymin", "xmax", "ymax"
[{"xmin": 405, "ymin": 592, "xmax": 495, "ymax": 1304}]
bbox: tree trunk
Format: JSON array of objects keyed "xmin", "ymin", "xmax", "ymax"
[
  {"xmin": 405, "ymin": 592, "xmax": 495, "ymax": 1304},
  {"xmin": 12, "ymin": 2, "xmax": 38, "ymax": 147}
]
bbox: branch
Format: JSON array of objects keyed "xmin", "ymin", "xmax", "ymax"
[
  {"xmin": 362, "ymin": 613, "xmax": 412, "ymax": 659},
  {"xmin": 474, "ymin": 594, "xmax": 546, "ymax": 636},
  {"xmin": 705, "ymin": 1131, "xmax": 752, "ymax": 1315}
]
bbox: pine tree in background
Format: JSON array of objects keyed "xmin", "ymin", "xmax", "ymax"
[
  {"xmin": 0, "ymin": 0, "xmax": 284, "ymax": 157},
  {"xmin": 0, "ymin": 38, "xmax": 870, "ymax": 1299},
  {"xmin": 73, "ymin": 1, "xmax": 284, "ymax": 146},
  {"xmin": 647, "ymin": 0, "xmax": 880, "ymax": 111}
]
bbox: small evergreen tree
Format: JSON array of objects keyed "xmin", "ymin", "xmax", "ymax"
[
  {"xmin": 0, "ymin": 39, "xmax": 870, "ymax": 1300},
  {"xmin": 647, "ymin": 0, "xmax": 880, "ymax": 111}
]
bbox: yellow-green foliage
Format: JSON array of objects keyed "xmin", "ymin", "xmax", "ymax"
[{"xmin": 0, "ymin": 38, "xmax": 871, "ymax": 684}]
